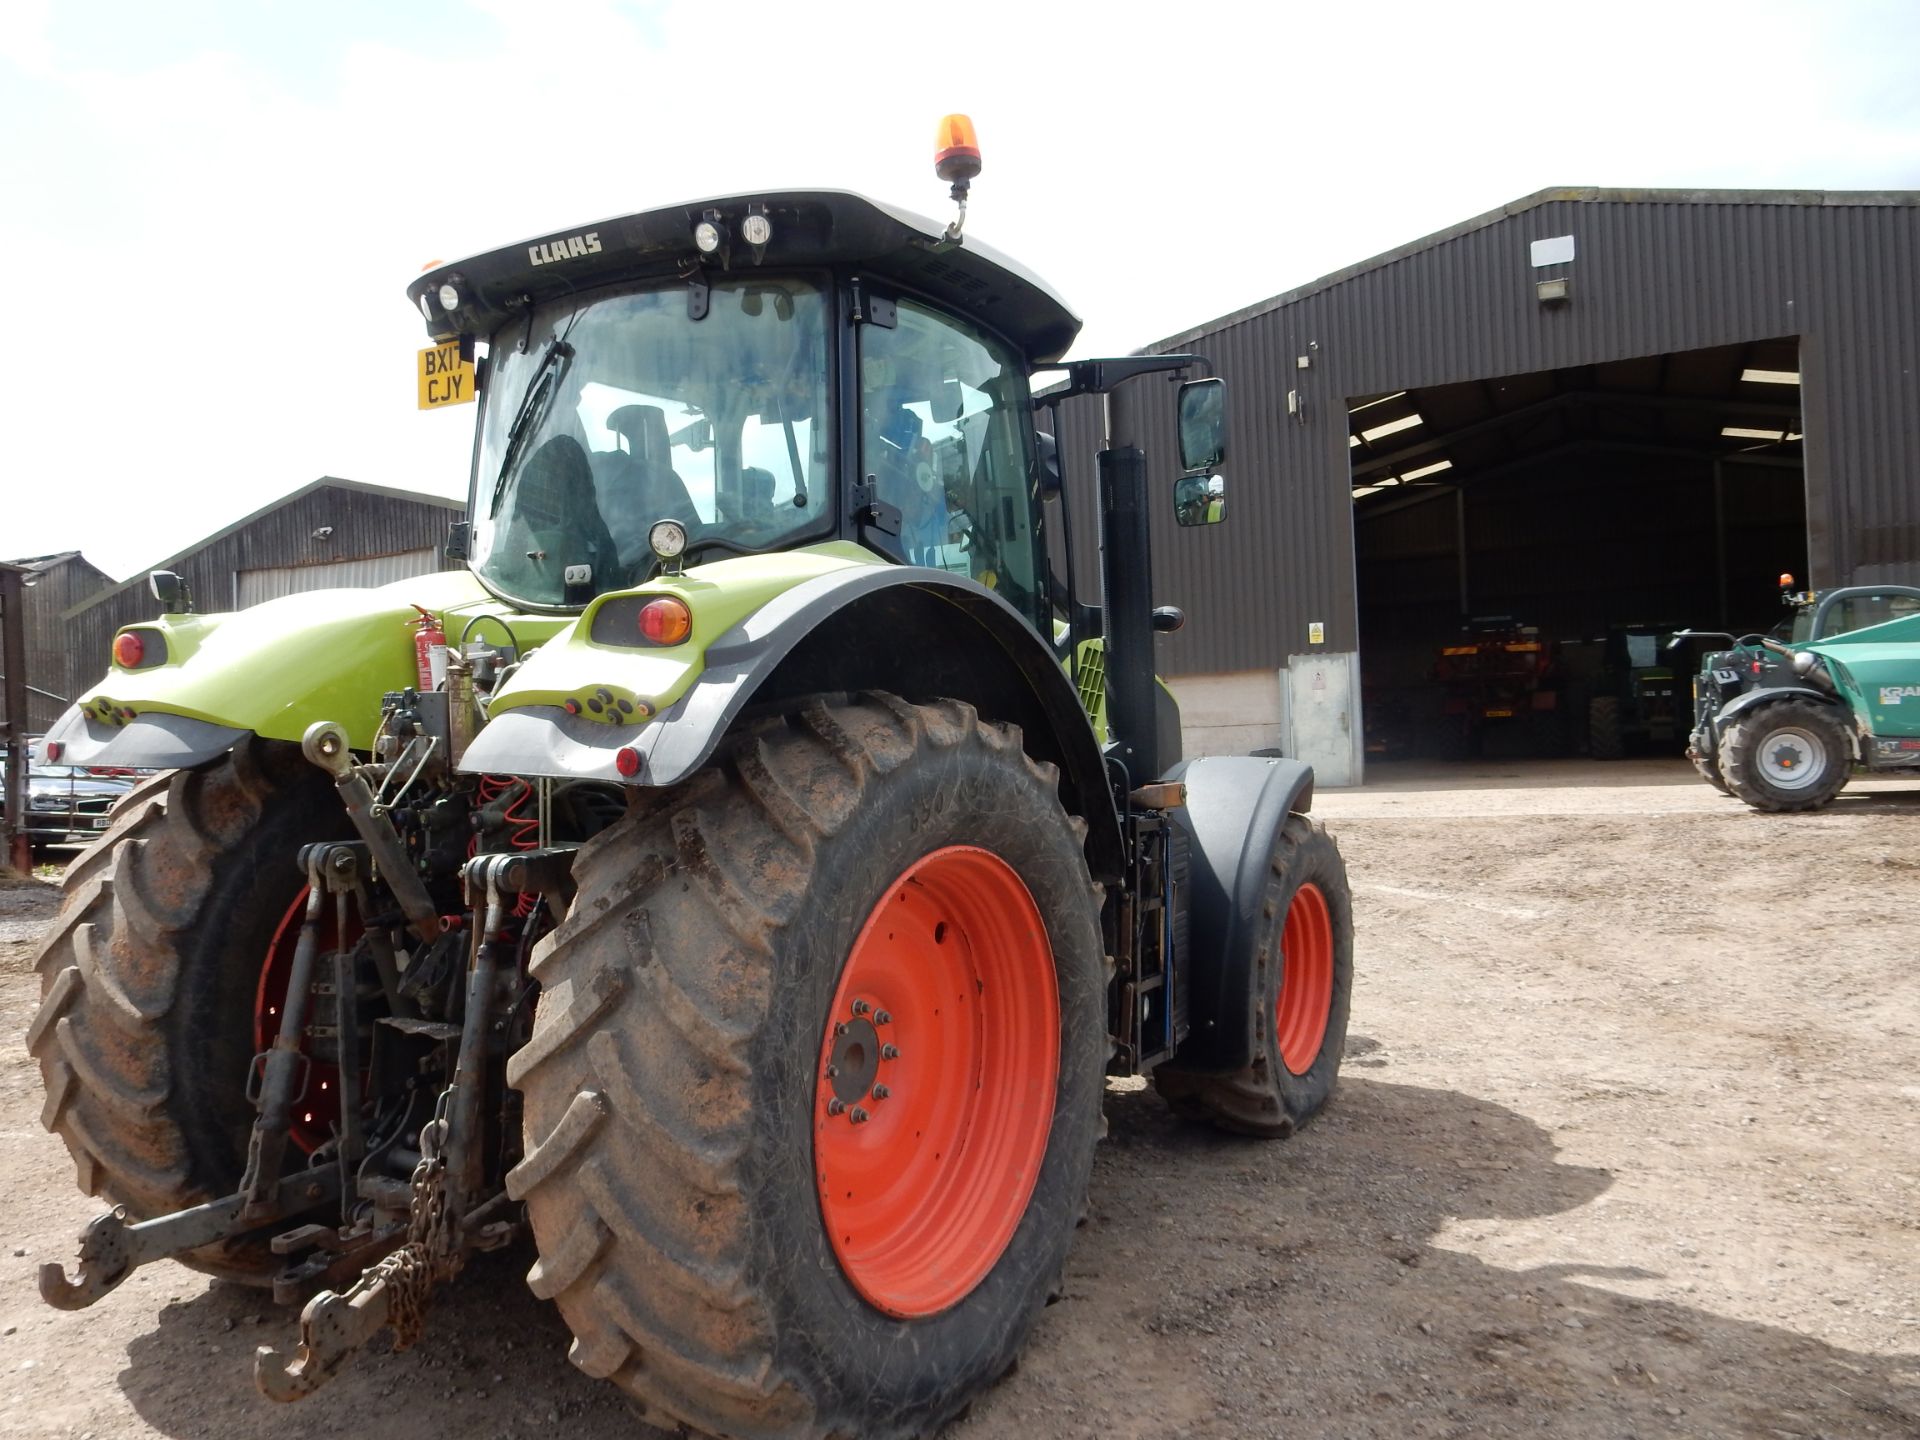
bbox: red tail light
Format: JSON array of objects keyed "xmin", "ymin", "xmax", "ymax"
[
  {"xmin": 113, "ymin": 632, "xmax": 145, "ymax": 667},
  {"xmin": 636, "ymin": 597, "xmax": 693, "ymax": 646}
]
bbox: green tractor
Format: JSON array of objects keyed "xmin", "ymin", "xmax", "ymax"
[
  {"xmin": 28, "ymin": 123, "xmax": 1354, "ymax": 1438},
  {"xmin": 1584, "ymin": 624, "xmax": 1701, "ymax": 761}
]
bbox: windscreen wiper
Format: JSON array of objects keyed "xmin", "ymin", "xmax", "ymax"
[{"xmin": 487, "ymin": 337, "xmax": 574, "ymax": 517}]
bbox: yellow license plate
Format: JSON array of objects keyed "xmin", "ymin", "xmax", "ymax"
[
  {"xmin": 417, "ymin": 343, "xmax": 476, "ymax": 410},
  {"xmin": 1484, "ymin": 709, "xmax": 1514, "ymax": 718}
]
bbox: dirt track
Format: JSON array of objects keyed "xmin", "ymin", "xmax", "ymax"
[{"xmin": 2, "ymin": 757, "xmax": 1916, "ymax": 1439}]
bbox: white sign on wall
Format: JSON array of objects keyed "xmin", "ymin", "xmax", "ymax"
[{"xmin": 1530, "ymin": 234, "xmax": 1576, "ymax": 267}]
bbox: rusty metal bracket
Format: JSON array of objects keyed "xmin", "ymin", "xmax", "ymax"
[
  {"xmin": 255, "ymin": 1275, "xmax": 397, "ymax": 1401},
  {"xmin": 39, "ymin": 1168, "xmax": 339, "ymax": 1311}
]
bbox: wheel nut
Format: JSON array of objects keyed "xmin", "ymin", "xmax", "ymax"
[
  {"xmin": 824, "ymin": 1064, "xmax": 838, "ymax": 1079},
  {"xmin": 827, "ymin": 1098, "xmax": 845, "ymax": 1116},
  {"xmin": 850, "ymin": 1106, "xmax": 870, "ymax": 1124},
  {"xmin": 874, "ymin": 1010, "xmax": 892, "ymax": 1026},
  {"xmin": 834, "ymin": 1022, "xmax": 847, "ymax": 1037},
  {"xmin": 851, "ymin": 999, "xmax": 871, "ymax": 1017},
  {"xmin": 881, "ymin": 1044, "xmax": 899, "ymax": 1060},
  {"xmin": 872, "ymin": 1084, "xmax": 890, "ymax": 1101}
]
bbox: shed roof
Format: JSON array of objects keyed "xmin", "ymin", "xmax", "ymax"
[
  {"xmin": 1148, "ymin": 186, "xmax": 1920, "ymax": 353},
  {"xmin": 65, "ymin": 477, "xmax": 463, "ymax": 618}
]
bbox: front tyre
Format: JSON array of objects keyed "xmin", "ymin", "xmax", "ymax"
[
  {"xmin": 509, "ymin": 694, "xmax": 1106, "ymax": 1440},
  {"xmin": 1154, "ymin": 815, "xmax": 1354, "ymax": 1137},
  {"xmin": 1721, "ymin": 698, "xmax": 1852, "ymax": 813},
  {"xmin": 1688, "ymin": 739, "xmax": 1733, "ymax": 796}
]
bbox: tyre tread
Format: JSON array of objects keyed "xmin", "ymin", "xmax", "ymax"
[{"xmin": 516, "ymin": 691, "xmax": 1080, "ymax": 1440}]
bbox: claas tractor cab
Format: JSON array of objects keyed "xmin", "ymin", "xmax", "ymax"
[
  {"xmin": 1676, "ymin": 574, "xmax": 1920, "ymax": 797},
  {"xmin": 29, "ymin": 119, "xmax": 1355, "ymax": 1439}
]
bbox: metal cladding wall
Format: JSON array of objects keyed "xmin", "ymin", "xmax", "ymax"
[
  {"xmin": 1059, "ymin": 188, "xmax": 1919, "ymax": 677},
  {"xmin": 64, "ymin": 480, "xmax": 463, "ymax": 687}
]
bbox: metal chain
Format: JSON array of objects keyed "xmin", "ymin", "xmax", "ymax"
[{"xmin": 343, "ymin": 1096, "xmax": 454, "ymax": 1352}]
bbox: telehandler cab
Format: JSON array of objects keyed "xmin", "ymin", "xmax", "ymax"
[{"xmin": 29, "ymin": 119, "xmax": 1354, "ymax": 1438}]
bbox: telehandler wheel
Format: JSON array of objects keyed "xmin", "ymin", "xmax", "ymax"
[
  {"xmin": 1153, "ymin": 815, "xmax": 1353, "ymax": 1138},
  {"xmin": 510, "ymin": 694, "xmax": 1106, "ymax": 1440},
  {"xmin": 1720, "ymin": 697, "xmax": 1852, "ymax": 813},
  {"xmin": 27, "ymin": 739, "xmax": 350, "ymax": 1283},
  {"xmin": 1588, "ymin": 696, "xmax": 1625, "ymax": 760},
  {"xmin": 1688, "ymin": 743, "xmax": 1733, "ymax": 796}
]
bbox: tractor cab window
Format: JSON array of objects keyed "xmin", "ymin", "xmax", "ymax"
[
  {"xmin": 471, "ymin": 277, "xmax": 831, "ymax": 607},
  {"xmin": 859, "ymin": 298, "xmax": 1044, "ymax": 631}
]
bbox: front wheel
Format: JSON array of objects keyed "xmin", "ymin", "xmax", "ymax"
[
  {"xmin": 1688, "ymin": 739, "xmax": 1733, "ymax": 796},
  {"xmin": 509, "ymin": 694, "xmax": 1106, "ymax": 1440},
  {"xmin": 1721, "ymin": 698, "xmax": 1852, "ymax": 812},
  {"xmin": 1154, "ymin": 815, "xmax": 1354, "ymax": 1137}
]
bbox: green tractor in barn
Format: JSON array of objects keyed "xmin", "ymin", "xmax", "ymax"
[{"xmin": 28, "ymin": 121, "xmax": 1354, "ymax": 1438}]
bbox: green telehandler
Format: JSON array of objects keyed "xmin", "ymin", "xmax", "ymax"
[{"xmin": 27, "ymin": 120, "xmax": 1355, "ymax": 1438}]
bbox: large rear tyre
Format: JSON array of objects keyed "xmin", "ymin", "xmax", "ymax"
[
  {"xmin": 1153, "ymin": 815, "xmax": 1353, "ymax": 1137},
  {"xmin": 509, "ymin": 694, "xmax": 1106, "ymax": 1440},
  {"xmin": 1588, "ymin": 696, "xmax": 1625, "ymax": 760},
  {"xmin": 1721, "ymin": 698, "xmax": 1852, "ymax": 813},
  {"xmin": 27, "ymin": 739, "xmax": 348, "ymax": 1282}
]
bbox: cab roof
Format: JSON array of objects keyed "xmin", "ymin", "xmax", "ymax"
[{"xmin": 408, "ymin": 190, "xmax": 1082, "ymax": 363}]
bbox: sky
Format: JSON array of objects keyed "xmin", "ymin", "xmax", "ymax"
[{"xmin": 3, "ymin": 0, "xmax": 1918, "ymax": 579}]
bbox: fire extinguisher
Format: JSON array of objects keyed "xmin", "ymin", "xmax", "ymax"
[{"xmin": 412, "ymin": 606, "xmax": 447, "ymax": 690}]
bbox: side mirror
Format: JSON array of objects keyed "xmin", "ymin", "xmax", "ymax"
[
  {"xmin": 1176, "ymin": 377, "xmax": 1227, "ymax": 473},
  {"xmin": 1173, "ymin": 473, "xmax": 1226, "ymax": 528},
  {"xmin": 1034, "ymin": 430, "xmax": 1061, "ymax": 500}
]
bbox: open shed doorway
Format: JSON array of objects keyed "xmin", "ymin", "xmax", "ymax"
[{"xmin": 1350, "ymin": 338, "xmax": 1807, "ymax": 761}]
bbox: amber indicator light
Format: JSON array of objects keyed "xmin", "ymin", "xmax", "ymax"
[{"xmin": 637, "ymin": 597, "xmax": 693, "ymax": 646}]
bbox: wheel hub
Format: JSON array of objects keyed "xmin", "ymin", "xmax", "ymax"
[
  {"xmin": 1759, "ymin": 726, "xmax": 1827, "ymax": 789},
  {"xmin": 825, "ymin": 1012, "xmax": 887, "ymax": 1109}
]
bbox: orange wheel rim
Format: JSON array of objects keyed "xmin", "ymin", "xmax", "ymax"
[
  {"xmin": 814, "ymin": 845, "xmax": 1059, "ymax": 1319},
  {"xmin": 1276, "ymin": 881, "xmax": 1334, "ymax": 1075}
]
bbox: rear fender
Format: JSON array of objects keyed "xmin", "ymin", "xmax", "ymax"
[
  {"xmin": 43, "ymin": 570, "xmax": 494, "ymax": 768},
  {"xmin": 462, "ymin": 562, "xmax": 1125, "ymax": 880},
  {"xmin": 1160, "ymin": 754, "xmax": 1316, "ymax": 1071}
]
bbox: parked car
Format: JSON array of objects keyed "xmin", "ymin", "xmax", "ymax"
[{"xmin": 1, "ymin": 747, "xmax": 138, "ymax": 854}]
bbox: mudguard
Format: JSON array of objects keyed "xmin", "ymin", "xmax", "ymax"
[
  {"xmin": 461, "ymin": 561, "xmax": 1125, "ymax": 880},
  {"xmin": 1714, "ymin": 684, "xmax": 1843, "ymax": 727},
  {"xmin": 1161, "ymin": 753, "xmax": 1316, "ymax": 1072},
  {"xmin": 41, "ymin": 570, "xmax": 497, "ymax": 769}
]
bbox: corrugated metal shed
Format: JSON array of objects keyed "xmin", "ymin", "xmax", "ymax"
[
  {"xmin": 1057, "ymin": 187, "xmax": 1920, "ymax": 676},
  {"xmin": 65, "ymin": 478, "xmax": 462, "ymax": 683}
]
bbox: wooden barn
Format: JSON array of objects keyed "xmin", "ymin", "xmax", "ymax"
[{"xmin": 62, "ymin": 478, "xmax": 463, "ymax": 705}]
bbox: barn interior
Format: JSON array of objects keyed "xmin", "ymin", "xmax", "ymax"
[{"xmin": 1350, "ymin": 337, "xmax": 1807, "ymax": 758}]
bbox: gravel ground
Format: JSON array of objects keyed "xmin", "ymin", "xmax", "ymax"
[{"xmin": 1, "ymin": 756, "xmax": 1916, "ymax": 1439}]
